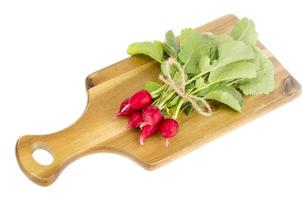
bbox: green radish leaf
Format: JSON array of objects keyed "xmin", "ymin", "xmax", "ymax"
[
  {"xmin": 196, "ymin": 99, "xmax": 205, "ymax": 108},
  {"xmin": 209, "ymin": 61, "xmax": 257, "ymax": 82},
  {"xmin": 215, "ymin": 34, "xmax": 234, "ymax": 43},
  {"xmin": 186, "ymin": 82, "xmax": 195, "ymax": 90},
  {"xmin": 182, "ymin": 103, "xmax": 193, "ymax": 115},
  {"xmin": 215, "ymin": 38, "xmax": 255, "ymax": 67},
  {"xmin": 127, "ymin": 41, "xmax": 163, "ymax": 63},
  {"xmin": 209, "ymin": 39, "xmax": 218, "ymax": 61},
  {"xmin": 145, "ymin": 81, "xmax": 162, "ymax": 92},
  {"xmin": 250, "ymin": 47, "xmax": 264, "ymax": 70},
  {"xmin": 173, "ymin": 71, "xmax": 187, "ymax": 85},
  {"xmin": 167, "ymin": 96, "xmax": 180, "ymax": 107},
  {"xmin": 205, "ymin": 85, "xmax": 243, "ymax": 112},
  {"xmin": 199, "ymin": 55, "xmax": 212, "ymax": 73},
  {"xmin": 195, "ymin": 81, "xmax": 226, "ymax": 97},
  {"xmin": 231, "ymin": 18, "xmax": 258, "ymax": 46},
  {"xmin": 163, "ymin": 30, "xmax": 179, "ymax": 58},
  {"xmin": 161, "ymin": 61, "xmax": 176, "ymax": 76},
  {"xmin": 238, "ymin": 48, "xmax": 275, "ymax": 95},
  {"xmin": 173, "ymin": 71, "xmax": 182, "ymax": 84},
  {"xmin": 178, "ymin": 29, "xmax": 214, "ymax": 74},
  {"xmin": 161, "ymin": 62, "xmax": 169, "ymax": 76},
  {"xmin": 195, "ymin": 77, "xmax": 205, "ymax": 89}
]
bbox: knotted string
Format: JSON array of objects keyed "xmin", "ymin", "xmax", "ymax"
[{"xmin": 159, "ymin": 58, "xmax": 212, "ymax": 116}]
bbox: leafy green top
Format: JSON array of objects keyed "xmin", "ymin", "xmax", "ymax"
[{"xmin": 127, "ymin": 18, "xmax": 275, "ymax": 118}]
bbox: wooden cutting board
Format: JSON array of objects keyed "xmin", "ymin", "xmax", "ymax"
[{"xmin": 16, "ymin": 14, "xmax": 302, "ymax": 186}]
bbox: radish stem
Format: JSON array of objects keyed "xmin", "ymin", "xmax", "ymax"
[
  {"xmin": 151, "ymin": 85, "xmax": 165, "ymax": 96},
  {"xmin": 172, "ymin": 99, "xmax": 184, "ymax": 119},
  {"xmin": 158, "ymin": 91, "xmax": 175, "ymax": 110}
]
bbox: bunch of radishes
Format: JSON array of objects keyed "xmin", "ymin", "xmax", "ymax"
[{"xmin": 117, "ymin": 90, "xmax": 179, "ymax": 146}]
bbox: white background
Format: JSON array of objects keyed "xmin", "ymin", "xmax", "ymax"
[{"xmin": 0, "ymin": 0, "xmax": 302, "ymax": 199}]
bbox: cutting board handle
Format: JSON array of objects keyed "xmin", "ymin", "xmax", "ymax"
[
  {"xmin": 15, "ymin": 120, "xmax": 106, "ymax": 187},
  {"xmin": 16, "ymin": 114, "xmax": 124, "ymax": 186},
  {"xmin": 15, "ymin": 132, "xmax": 78, "ymax": 186}
]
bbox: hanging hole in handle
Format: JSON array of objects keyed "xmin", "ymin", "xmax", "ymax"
[{"xmin": 32, "ymin": 142, "xmax": 54, "ymax": 166}]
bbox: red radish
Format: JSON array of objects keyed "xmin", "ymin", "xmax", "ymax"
[
  {"xmin": 140, "ymin": 106, "xmax": 163, "ymax": 127},
  {"xmin": 139, "ymin": 124, "xmax": 159, "ymax": 145},
  {"xmin": 127, "ymin": 112, "xmax": 143, "ymax": 129},
  {"xmin": 116, "ymin": 98, "xmax": 134, "ymax": 117},
  {"xmin": 129, "ymin": 90, "xmax": 152, "ymax": 110},
  {"xmin": 159, "ymin": 118, "xmax": 179, "ymax": 147}
]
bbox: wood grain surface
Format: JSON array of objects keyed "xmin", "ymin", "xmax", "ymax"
[{"xmin": 16, "ymin": 14, "xmax": 302, "ymax": 186}]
